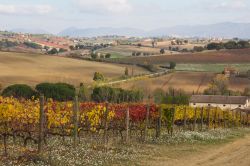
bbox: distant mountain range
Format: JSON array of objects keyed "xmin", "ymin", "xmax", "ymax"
[
  {"xmin": 8, "ymin": 22, "xmax": 250, "ymax": 38},
  {"xmin": 58, "ymin": 27, "xmax": 144, "ymax": 38},
  {"xmin": 149, "ymin": 22, "xmax": 250, "ymax": 39}
]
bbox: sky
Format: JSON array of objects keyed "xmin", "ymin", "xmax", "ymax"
[{"xmin": 0, "ymin": 0, "xmax": 249, "ymax": 33}]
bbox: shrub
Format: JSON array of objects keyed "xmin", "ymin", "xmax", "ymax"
[
  {"xmin": 125, "ymin": 67, "xmax": 129, "ymax": 76},
  {"xmin": 2, "ymin": 84, "xmax": 37, "ymax": 99},
  {"xmin": 59, "ymin": 48, "xmax": 67, "ymax": 53},
  {"xmin": 224, "ymin": 41, "xmax": 238, "ymax": 49},
  {"xmin": 243, "ymin": 87, "xmax": 250, "ymax": 96},
  {"xmin": 23, "ymin": 42, "xmax": 42, "ymax": 49},
  {"xmin": 162, "ymin": 88, "xmax": 190, "ymax": 105},
  {"xmin": 105, "ymin": 53, "xmax": 111, "ymax": 58},
  {"xmin": 35, "ymin": 83, "xmax": 75, "ymax": 101},
  {"xmin": 93, "ymin": 72, "xmax": 105, "ymax": 81},
  {"xmin": 0, "ymin": 39, "xmax": 18, "ymax": 48},
  {"xmin": 207, "ymin": 42, "xmax": 224, "ymax": 50},
  {"xmin": 48, "ymin": 48, "xmax": 59, "ymax": 55},
  {"xmin": 153, "ymin": 88, "xmax": 165, "ymax": 104},
  {"xmin": 238, "ymin": 40, "xmax": 250, "ymax": 48},
  {"xmin": 138, "ymin": 64, "xmax": 158, "ymax": 72},
  {"xmin": 204, "ymin": 74, "xmax": 229, "ymax": 95},
  {"xmin": 160, "ymin": 48, "xmax": 165, "ymax": 54},
  {"xmin": 91, "ymin": 86, "xmax": 143, "ymax": 103},
  {"xmin": 193, "ymin": 46, "xmax": 205, "ymax": 52},
  {"xmin": 78, "ymin": 84, "xmax": 91, "ymax": 102},
  {"xmin": 169, "ymin": 62, "xmax": 176, "ymax": 69},
  {"xmin": 91, "ymin": 53, "xmax": 98, "ymax": 59},
  {"xmin": 136, "ymin": 52, "xmax": 141, "ymax": 56}
]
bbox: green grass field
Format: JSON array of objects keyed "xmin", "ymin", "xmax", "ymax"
[{"xmin": 175, "ymin": 64, "xmax": 250, "ymax": 72}]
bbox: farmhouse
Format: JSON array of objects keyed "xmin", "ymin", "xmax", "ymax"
[{"xmin": 190, "ymin": 95, "xmax": 250, "ymax": 110}]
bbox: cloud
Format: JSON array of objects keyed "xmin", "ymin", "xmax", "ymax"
[
  {"xmin": 0, "ymin": 4, "xmax": 53, "ymax": 15},
  {"xmin": 213, "ymin": 0, "xmax": 247, "ymax": 10},
  {"xmin": 76, "ymin": 0, "xmax": 132, "ymax": 14}
]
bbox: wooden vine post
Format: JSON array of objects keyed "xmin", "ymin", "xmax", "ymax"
[
  {"xmin": 233, "ymin": 111, "xmax": 236, "ymax": 127},
  {"xmin": 229, "ymin": 111, "xmax": 232, "ymax": 127},
  {"xmin": 3, "ymin": 122, "xmax": 8, "ymax": 156},
  {"xmin": 217, "ymin": 111, "xmax": 221, "ymax": 128},
  {"xmin": 171, "ymin": 107, "xmax": 176, "ymax": 136},
  {"xmin": 239, "ymin": 111, "xmax": 242, "ymax": 127},
  {"xmin": 223, "ymin": 111, "xmax": 226, "ymax": 128},
  {"xmin": 200, "ymin": 107, "xmax": 204, "ymax": 131},
  {"xmin": 103, "ymin": 103, "xmax": 109, "ymax": 147},
  {"xmin": 144, "ymin": 100, "xmax": 150, "ymax": 142},
  {"xmin": 183, "ymin": 107, "xmax": 187, "ymax": 130},
  {"xmin": 247, "ymin": 113, "xmax": 249, "ymax": 127},
  {"xmin": 73, "ymin": 96, "xmax": 79, "ymax": 148},
  {"xmin": 228, "ymin": 111, "xmax": 231, "ymax": 128},
  {"xmin": 125, "ymin": 106, "xmax": 130, "ymax": 143},
  {"xmin": 213, "ymin": 108, "xmax": 217, "ymax": 129},
  {"xmin": 242, "ymin": 112, "xmax": 246, "ymax": 127},
  {"xmin": 193, "ymin": 107, "xmax": 197, "ymax": 131},
  {"xmin": 38, "ymin": 95, "xmax": 45, "ymax": 154},
  {"xmin": 207, "ymin": 108, "xmax": 210, "ymax": 130},
  {"xmin": 156, "ymin": 106, "xmax": 162, "ymax": 138}
]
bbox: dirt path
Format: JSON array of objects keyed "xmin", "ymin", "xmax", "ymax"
[{"xmin": 144, "ymin": 134, "xmax": 250, "ymax": 166}]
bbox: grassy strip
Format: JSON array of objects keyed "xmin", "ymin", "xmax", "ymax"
[
  {"xmin": 176, "ymin": 63, "xmax": 250, "ymax": 72},
  {"xmin": 0, "ymin": 128, "xmax": 249, "ymax": 166},
  {"xmin": 150, "ymin": 128, "xmax": 250, "ymax": 145}
]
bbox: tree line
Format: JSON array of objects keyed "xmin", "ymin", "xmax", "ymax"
[
  {"xmin": 0, "ymin": 83, "xmax": 144, "ymax": 103},
  {"xmin": 194, "ymin": 40, "xmax": 250, "ymax": 52}
]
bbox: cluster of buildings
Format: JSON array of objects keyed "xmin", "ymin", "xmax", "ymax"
[{"xmin": 0, "ymin": 32, "xmax": 73, "ymax": 52}]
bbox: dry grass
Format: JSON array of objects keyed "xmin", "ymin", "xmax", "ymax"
[
  {"xmin": 97, "ymin": 45, "xmax": 167, "ymax": 57},
  {"xmin": 118, "ymin": 71, "xmax": 250, "ymax": 94},
  {"xmin": 0, "ymin": 51, "xmax": 147, "ymax": 88},
  {"xmin": 140, "ymin": 41, "xmax": 206, "ymax": 50}
]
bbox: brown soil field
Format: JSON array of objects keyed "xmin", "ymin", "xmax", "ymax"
[
  {"xmin": 118, "ymin": 72, "xmax": 250, "ymax": 94},
  {"xmin": 108, "ymin": 48, "xmax": 250, "ymax": 64},
  {"xmin": 0, "ymin": 51, "xmax": 147, "ymax": 88}
]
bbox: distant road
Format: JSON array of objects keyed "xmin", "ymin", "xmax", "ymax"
[{"xmin": 99, "ymin": 70, "xmax": 171, "ymax": 86}]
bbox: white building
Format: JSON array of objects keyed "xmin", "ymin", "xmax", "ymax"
[{"xmin": 190, "ymin": 95, "xmax": 250, "ymax": 110}]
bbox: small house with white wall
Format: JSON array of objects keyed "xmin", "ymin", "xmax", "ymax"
[{"xmin": 190, "ymin": 95, "xmax": 249, "ymax": 110}]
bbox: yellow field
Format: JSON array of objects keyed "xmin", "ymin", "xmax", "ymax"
[{"xmin": 0, "ymin": 51, "xmax": 147, "ymax": 87}]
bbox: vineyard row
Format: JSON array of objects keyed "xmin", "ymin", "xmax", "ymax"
[{"xmin": 0, "ymin": 96, "xmax": 249, "ymax": 155}]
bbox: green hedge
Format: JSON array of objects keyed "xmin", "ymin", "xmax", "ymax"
[
  {"xmin": 35, "ymin": 83, "xmax": 75, "ymax": 101},
  {"xmin": 2, "ymin": 84, "xmax": 37, "ymax": 99}
]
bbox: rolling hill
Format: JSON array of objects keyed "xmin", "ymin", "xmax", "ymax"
[{"xmin": 0, "ymin": 51, "xmax": 147, "ymax": 87}]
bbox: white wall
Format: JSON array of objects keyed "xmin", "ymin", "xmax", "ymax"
[{"xmin": 189, "ymin": 102, "xmax": 248, "ymax": 110}]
